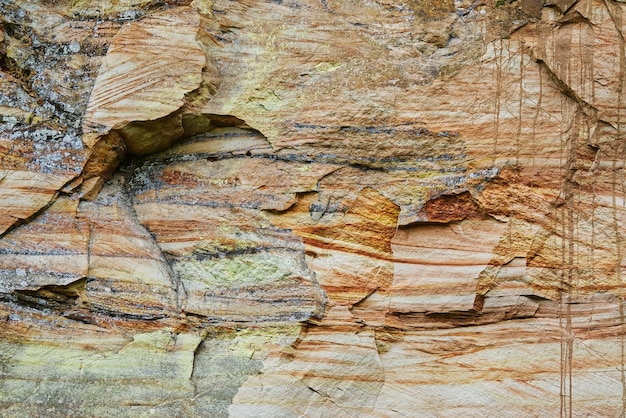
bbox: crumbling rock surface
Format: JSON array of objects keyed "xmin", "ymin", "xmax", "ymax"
[{"xmin": 1, "ymin": 0, "xmax": 626, "ymax": 416}]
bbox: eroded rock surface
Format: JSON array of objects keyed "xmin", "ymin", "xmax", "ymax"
[{"xmin": 1, "ymin": 0, "xmax": 626, "ymax": 416}]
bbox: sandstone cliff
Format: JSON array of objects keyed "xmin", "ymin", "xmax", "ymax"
[{"xmin": 1, "ymin": 0, "xmax": 626, "ymax": 416}]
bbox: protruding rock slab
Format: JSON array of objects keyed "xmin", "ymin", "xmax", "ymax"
[
  {"xmin": 126, "ymin": 127, "xmax": 329, "ymax": 325},
  {"xmin": 83, "ymin": 7, "xmax": 206, "ymax": 153},
  {"xmin": 0, "ymin": 170, "xmax": 76, "ymax": 236},
  {"xmin": 390, "ymin": 218, "xmax": 508, "ymax": 318},
  {"xmin": 269, "ymin": 187, "xmax": 400, "ymax": 312}
]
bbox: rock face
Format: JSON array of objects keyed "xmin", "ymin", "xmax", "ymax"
[{"xmin": 1, "ymin": 0, "xmax": 626, "ymax": 416}]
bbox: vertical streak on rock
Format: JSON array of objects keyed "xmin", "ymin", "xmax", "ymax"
[
  {"xmin": 86, "ymin": 218, "xmax": 94, "ymax": 293},
  {"xmin": 557, "ymin": 115, "xmax": 573, "ymax": 418},
  {"xmin": 559, "ymin": 173, "xmax": 566, "ymax": 418},
  {"xmin": 494, "ymin": 39, "xmax": 503, "ymax": 163},
  {"xmin": 567, "ymin": 128, "xmax": 576, "ymax": 418},
  {"xmin": 562, "ymin": 103, "xmax": 583, "ymax": 418},
  {"xmin": 615, "ymin": 153, "xmax": 626, "ymax": 418},
  {"xmin": 554, "ymin": 61, "xmax": 568, "ymax": 416},
  {"xmin": 532, "ymin": 58, "xmax": 543, "ymax": 170},
  {"xmin": 517, "ymin": 44, "xmax": 524, "ymax": 166}
]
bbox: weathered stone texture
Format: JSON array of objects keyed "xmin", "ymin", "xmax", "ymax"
[{"xmin": 1, "ymin": 0, "xmax": 626, "ymax": 416}]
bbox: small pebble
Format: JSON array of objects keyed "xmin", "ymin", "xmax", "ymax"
[{"xmin": 69, "ymin": 41, "xmax": 81, "ymax": 53}]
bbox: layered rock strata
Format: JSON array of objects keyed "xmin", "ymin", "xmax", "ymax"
[{"xmin": 1, "ymin": 0, "xmax": 626, "ymax": 416}]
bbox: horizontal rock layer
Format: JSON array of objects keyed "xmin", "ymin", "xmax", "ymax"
[{"xmin": 1, "ymin": 0, "xmax": 626, "ymax": 416}]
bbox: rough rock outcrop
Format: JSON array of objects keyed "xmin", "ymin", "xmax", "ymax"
[{"xmin": 1, "ymin": 0, "xmax": 626, "ymax": 416}]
